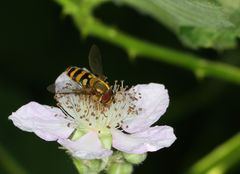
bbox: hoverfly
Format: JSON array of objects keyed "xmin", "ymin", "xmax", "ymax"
[{"xmin": 48, "ymin": 45, "xmax": 113, "ymax": 104}]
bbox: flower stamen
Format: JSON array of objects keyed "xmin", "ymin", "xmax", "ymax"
[{"xmin": 54, "ymin": 81, "xmax": 141, "ymax": 134}]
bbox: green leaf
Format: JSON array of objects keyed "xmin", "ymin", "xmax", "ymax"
[
  {"xmin": 179, "ymin": 0, "xmax": 240, "ymax": 49},
  {"xmin": 113, "ymin": 0, "xmax": 231, "ymax": 28},
  {"xmin": 111, "ymin": 0, "xmax": 240, "ymax": 49}
]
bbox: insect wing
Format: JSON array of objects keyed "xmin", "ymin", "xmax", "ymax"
[
  {"xmin": 88, "ymin": 45, "xmax": 106, "ymax": 79},
  {"xmin": 47, "ymin": 80, "xmax": 83, "ymax": 94}
]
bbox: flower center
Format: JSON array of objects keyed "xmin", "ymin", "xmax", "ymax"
[{"xmin": 54, "ymin": 81, "xmax": 142, "ymax": 133}]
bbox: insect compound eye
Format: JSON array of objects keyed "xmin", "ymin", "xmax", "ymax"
[{"xmin": 101, "ymin": 89, "xmax": 113, "ymax": 103}]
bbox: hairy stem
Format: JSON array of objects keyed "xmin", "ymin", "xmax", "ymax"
[
  {"xmin": 55, "ymin": 0, "xmax": 240, "ymax": 85},
  {"xmin": 83, "ymin": 18, "xmax": 240, "ymax": 84}
]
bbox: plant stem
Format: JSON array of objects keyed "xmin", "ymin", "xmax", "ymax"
[
  {"xmin": 187, "ymin": 133, "xmax": 240, "ymax": 174},
  {"xmin": 83, "ymin": 18, "xmax": 240, "ymax": 85},
  {"xmin": 0, "ymin": 143, "xmax": 28, "ymax": 174},
  {"xmin": 56, "ymin": 0, "xmax": 240, "ymax": 85}
]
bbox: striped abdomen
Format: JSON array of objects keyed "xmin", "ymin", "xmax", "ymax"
[
  {"xmin": 66, "ymin": 66, "xmax": 96, "ymax": 89},
  {"xmin": 66, "ymin": 66, "xmax": 113, "ymax": 104}
]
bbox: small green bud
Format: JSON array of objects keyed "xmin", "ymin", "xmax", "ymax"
[
  {"xmin": 123, "ymin": 153, "xmax": 147, "ymax": 165},
  {"xmin": 87, "ymin": 160, "xmax": 102, "ymax": 172},
  {"xmin": 73, "ymin": 159, "xmax": 89, "ymax": 174},
  {"xmin": 107, "ymin": 163, "xmax": 133, "ymax": 174},
  {"xmin": 73, "ymin": 158, "xmax": 102, "ymax": 174},
  {"xmin": 99, "ymin": 129, "xmax": 112, "ymax": 150}
]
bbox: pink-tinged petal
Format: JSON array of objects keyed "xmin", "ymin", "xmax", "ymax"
[
  {"xmin": 112, "ymin": 126, "xmax": 176, "ymax": 154},
  {"xmin": 9, "ymin": 102, "xmax": 74, "ymax": 141},
  {"xmin": 58, "ymin": 131, "xmax": 112, "ymax": 160},
  {"xmin": 123, "ymin": 83, "xmax": 169, "ymax": 133}
]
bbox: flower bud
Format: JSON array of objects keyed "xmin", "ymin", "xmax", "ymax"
[
  {"xmin": 73, "ymin": 159, "xmax": 88, "ymax": 174},
  {"xmin": 73, "ymin": 158, "xmax": 101, "ymax": 174},
  {"xmin": 123, "ymin": 153, "xmax": 147, "ymax": 165},
  {"xmin": 107, "ymin": 163, "xmax": 133, "ymax": 174}
]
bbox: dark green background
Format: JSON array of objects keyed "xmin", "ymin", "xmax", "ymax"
[{"xmin": 0, "ymin": 0, "xmax": 239, "ymax": 174}]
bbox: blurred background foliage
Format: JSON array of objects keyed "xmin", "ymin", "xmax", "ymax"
[{"xmin": 0, "ymin": 0, "xmax": 240, "ymax": 174}]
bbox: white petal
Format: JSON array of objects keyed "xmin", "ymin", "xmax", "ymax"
[
  {"xmin": 112, "ymin": 126, "xmax": 176, "ymax": 154},
  {"xmin": 9, "ymin": 102, "xmax": 74, "ymax": 141},
  {"xmin": 123, "ymin": 83, "xmax": 169, "ymax": 133},
  {"xmin": 58, "ymin": 131, "xmax": 112, "ymax": 160}
]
